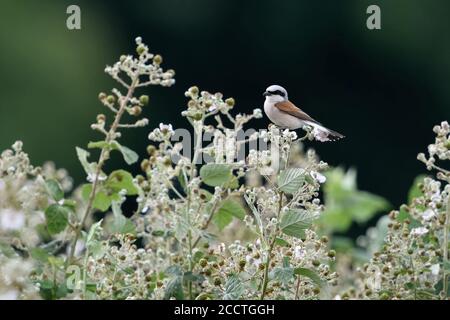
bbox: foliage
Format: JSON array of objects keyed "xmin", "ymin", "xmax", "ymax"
[{"xmin": 0, "ymin": 38, "xmax": 448, "ymax": 300}]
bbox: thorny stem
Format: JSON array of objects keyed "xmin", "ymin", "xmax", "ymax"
[
  {"xmin": 66, "ymin": 77, "xmax": 138, "ymax": 267},
  {"xmin": 260, "ymin": 190, "xmax": 284, "ymax": 300}
]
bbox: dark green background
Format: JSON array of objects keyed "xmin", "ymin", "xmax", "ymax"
[{"xmin": 1, "ymin": 0, "xmax": 449, "ymax": 211}]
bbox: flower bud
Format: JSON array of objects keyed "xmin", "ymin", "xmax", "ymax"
[
  {"xmin": 98, "ymin": 92, "xmax": 107, "ymax": 101},
  {"xmin": 136, "ymin": 44, "xmax": 146, "ymax": 55},
  {"xmin": 141, "ymin": 159, "xmax": 150, "ymax": 172},
  {"xmin": 147, "ymin": 145, "xmax": 156, "ymax": 156},
  {"xmin": 189, "ymin": 86, "xmax": 199, "ymax": 96},
  {"xmin": 225, "ymin": 98, "xmax": 235, "ymax": 107},
  {"xmin": 153, "ymin": 54, "xmax": 163, "ymax": 65},
  {"xmin": 97, "ymin": 114, "xmax": 106, "ymax": 122},
  {"xmin": 140, "ymin": 95, "xmax": 149, "ymax": 106},
  {"xmin": 131, "ymin": 106, "xmax": 142, "ymax": 116},
  {"xmin": 199, "ymin": 258, "xmax": 208, "ymax": 268},
  {"xmin": 107, "ymin": 95, "xmax": 116, "ymax": 104}
]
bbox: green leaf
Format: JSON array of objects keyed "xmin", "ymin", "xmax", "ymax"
[
  {"xmin": 164, "ymin": 276, "xmax": 184, "ymax": 300},
  {"xmin": 280, "ymin": 209, "xmax": 314, "ymax": 238},
  {"xmin": 76, "ymin": 147, "xmax": 96, "ymax": 175},
  {"xmin": 277, "ymin": 168, "xmax": 305, "ymax": 194},
  {"xmin": 217, "ymin": 199, "xmax": 246, "ymax": 220},
  {"xmin": 321, "ymin": 167, "xmax": 390, "ymax": 232},
  {"xmin": 48, "ymin": 256, "xmax": 64, "ymax": 267},
  {"xmin": 30, "ymin": 248, "xmax": 49, "ymax": 263},
  {"xmin": 177, "ymin": 173, "xmax": 187, "ymax": 191},
  {"xmin": 81, "ymin": 184, "xmax": 92, "ymax": 201},
  {"xmin": 223, "ymin": 275, "xmax": 244, "ymax": 300},
  {"xmin": 45, "ymin": 179, "xmax": 64, "ymax": 201},
  {"xmin": 294, "ymin": 267, "xmax": 324, "ymax": 287},
  {"xmin": 86, "ymin": 220, "xmax": 103, "ymax": 245},
  {"xmin": 319, "ymin": 209, "xmax": 352, "ymax": 233},
  {"xmin": 275, "ymin": 237, "xmax": 290, "ymax": 247},
  {"xmin": 271, "ymin": 267, "xmax": 294, "ymax": 284},
  {"xmin": 118, "ymin": 144, "xmax": 139, "ymax": 165},
  {"xmin": 0, "ymin": 242, "xmax": 16, "ymax": 258},
  {"xmin": 349, "ymin": 192, "xmax": 390, "ymax": 223},
  {"xmin": 200, "ymin": 164, "xmax": 232, "ymax": 187},
  {"xmin": 212, "ymin": 209, "xmax": 233, "ymax": 231},
  {"xmin": 93, "ymin": 190, "xmax": 112, "ymax": 212},
  {"xmin": 45, "ymin": 204, "xmax": 69, "ymax": 235},
  {"xmin": 106, "ymin": 170, "xmax": 138, "ymax": 195}
]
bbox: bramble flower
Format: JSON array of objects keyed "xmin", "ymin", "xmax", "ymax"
[{"xmin": 0, "ymin": 37, "xmax": 447, "ymax": 301}]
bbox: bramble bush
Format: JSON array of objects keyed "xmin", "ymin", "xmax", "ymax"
[{"xmin": 0, "ymin": 38, "xmax": 448, "ymax": 300}]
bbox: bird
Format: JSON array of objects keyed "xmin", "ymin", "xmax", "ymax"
[{"xmin": 263, "ymin": 85, "xmax": 344, "ymax": 142}]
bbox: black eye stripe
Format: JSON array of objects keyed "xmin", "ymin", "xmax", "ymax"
[{"xmin": 268, "ymin": 90, "xmax": 285, "ymax": 97}]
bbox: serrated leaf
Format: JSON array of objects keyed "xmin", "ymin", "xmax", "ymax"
[
  {"xmin": 217, "ymin": 199, "xmax": 246, "ymax": 220},
  {"xmin": 271, "ymin": 267, "xmax": 294, "ymax": 284},
  {"xmin": 278, "ymin": 168, "xmax": 305, "ymax": 194},
  {"xmin": 223, "ymin": 275, "xmax": 244, "ymax": 300},
  {"xmin": 200, "ymin": 164, "xmax": 232, "ymax": 187},
  {"xmin": 45, "ymin": 179, "xmax": 64, "ymax": 201},
  {"xmin": 280, "ymin": 209, "xmax": 314, "ymax": 238},
  {"xmin": 212, "ymin": 209, "xmax": 233, "ymax": 231},
  {"xmin": 294, "ymin": 267, "xmax": 324, "ymax": 287},
  {"xmin": 45, "ymin": 204, "xmax": 69, "ymax": 235}
]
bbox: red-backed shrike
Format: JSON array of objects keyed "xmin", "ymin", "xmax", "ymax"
[{"xmin": 263, "ymin": 85, "xmax": 344, "ymax": 142}]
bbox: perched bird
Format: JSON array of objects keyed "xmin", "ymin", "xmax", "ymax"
[{"xmin": 263, "ymin": 85, "xmax": 344, "ymax": 142}]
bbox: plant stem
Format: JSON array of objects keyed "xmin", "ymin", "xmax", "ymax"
[
  {"xmin": 192, "ymin": 199, "xmax": 220, "ymax": 249},
  {"xmin": 443, "ymin": 193, "xmax": 450, "ymax": 298},
  {"xmin": 66, "ymin": 77, "xmax": 138, "ymax": 267},
  {"xmin": 185, "ymin": 119, "xmax": 204, "ymax": 299},
  {"xmin": 260, "ymin": 191, "xmax": 283, "ymax": 300},
  {"xmin": 295, "ymin": 276, "xmax": 301, "ymax": 300}
]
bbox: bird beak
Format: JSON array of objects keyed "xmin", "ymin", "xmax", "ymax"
[{"xmin": 263, "ymin": 91, "xmax": 269, "ymax": 97}]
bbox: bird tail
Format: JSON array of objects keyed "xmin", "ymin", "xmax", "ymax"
[{"xmin": 305, "ymin": 121, "xmax": 345, "ymax": 142}]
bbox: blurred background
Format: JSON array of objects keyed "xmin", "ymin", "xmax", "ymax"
[{"xmin": 0, "ymin": 0, "xmax": 449, "ymax": 234}]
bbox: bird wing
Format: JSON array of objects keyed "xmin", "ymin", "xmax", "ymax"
[{"xmin": 274, "ymin": 100, "xmax": 321, "ymax": 125}]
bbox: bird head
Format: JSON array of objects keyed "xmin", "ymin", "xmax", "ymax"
[{"xmin": 263, "ymin": 85, "xmax": 288, "ymax": 103}]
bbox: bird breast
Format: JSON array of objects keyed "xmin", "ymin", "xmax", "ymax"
[{"xmin": 264, "ymin": 100, "xmax": 304, "ymax": 130}]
